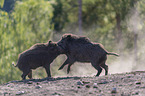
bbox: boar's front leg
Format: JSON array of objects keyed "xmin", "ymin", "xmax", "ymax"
[
  {"xmin": 58, "ymin": 58, "xmax": 75, "ymax": 71},
  {"xmin": 58, "ymin": 58, "xmax": 69, "ymax": 70},
  {"xmin": 44, "ymin": 64, "xmax": 51, "ymax": 77}
]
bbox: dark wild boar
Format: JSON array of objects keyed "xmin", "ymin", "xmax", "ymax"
[
  {"xmin": 57, "ymin": 34, "xmax": 119, "ymax": 76},
  {"xmin": 14, "ymin": 41, "xmax": 63, "ymax": 80}
]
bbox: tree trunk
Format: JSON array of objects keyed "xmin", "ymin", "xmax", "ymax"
[
  {"xmin": 116, "ymin": 13, "xmax": 123, "ymax": 53},
  {"xmin": 134, "ymin": 33, "xmax": 138, "ymax": 68},
  {"xmin": 78, "ymin": 0, "xmax": 82, "ymax": 35}
]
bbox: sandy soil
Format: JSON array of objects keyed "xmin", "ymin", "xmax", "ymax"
[{"xmin": 1, "ymin": 71, "xmax": 145, "ymax": 96}]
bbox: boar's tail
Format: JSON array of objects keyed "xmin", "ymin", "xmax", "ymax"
[
  {"xmin": 12, "ymin": 62, "xmax": 17, "ymax": 67},
  {"xmin": 107, "ymin": 52, "xmax": 119, "ymax": 57}
]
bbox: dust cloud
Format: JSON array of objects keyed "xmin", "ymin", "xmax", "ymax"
[
  {"xmin": 106, "ymin": 5, "xmax": 145, "ymax": 75},
  {"xmin": 53, "ymin": 2, "xmax": 145, "ymax": 77}
]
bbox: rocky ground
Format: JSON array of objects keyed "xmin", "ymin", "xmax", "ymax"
[{"xmin": 1, "ymin": 71, "xmax": 145, "ymax": 96}]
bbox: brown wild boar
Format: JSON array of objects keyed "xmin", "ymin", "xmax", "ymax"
[
  {"xmin": 57, "ymin": 34, "xmax": 119, "ymax": 76},
  {"xmin": 14, "ymin": 41, "xmax": 63, "ymax": 80}
]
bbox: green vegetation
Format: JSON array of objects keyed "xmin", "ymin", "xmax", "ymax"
[
  {"xmin": 0, "ymin": 0, "xmax": 4, "ymax": 8},
  {"xmin": 0, "ymin": 0, "xmax": 145, "ymax": 84},
  {"xmin": 0, "ymin": 0, "xmax": 53, "ymax": 83}
]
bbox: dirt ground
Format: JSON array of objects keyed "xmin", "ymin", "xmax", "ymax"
[{"xmin": 1, "ymin": 71, "xmax": 145, "ymax": 96}]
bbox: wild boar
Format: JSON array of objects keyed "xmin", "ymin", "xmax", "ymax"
[
  {"xmin": 57, "ymin": 34, "xmax": 119, "ymax": 76},
  {"xmin": 14, "ymin": 41, "xmax": 63, "ymax": 80}
]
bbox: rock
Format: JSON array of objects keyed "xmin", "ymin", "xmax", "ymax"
[
  {"xmin": 98, "ymin": 80, "xmax": 109, "ymax": 84},
  {"xmin": 82, "ymin": 81, "xmax": 90, "ymax": 84},
  {"xmin": 126, "ymin": 74, "xmax": 133, "ymax": 78},
  {"xmin": 27, "ymin": 81, "xmax": 33, "ymax": 84},
  {"xmin": 111, "ymin": 88, "xmax": 117, "ymax": 93},
  {"xmin": 16, "ymin": 91, "xmax": 25, "ymax": 95},
  {"xmin": 77, "ymin": 81, "xmax": 83, "ymax": 85},
  {"xmin": 35, "ymin": 85, "xmax": 42, "ymax": 89},
  {"xmin": 4, "ymin": 83, "xmax": 9, "ymax": 85},
  {"xmin": 77, "ymin": 86, "xmax": 81, "ymax": 88},
  {"xmin": 119, "ymin": 84, "xmax": 123, "ymax": 86},
  {"xmin": 52, "ymin": 92, "xmax": 57, "ymax": 95},
  {"xmin": 93, "ymin": 83, "xmax": 98, "ymax": 88},
  {"xmin": 89, "ymin": 92, "xmax": 92, "ymax": 94},
  {"xmin": 3, "ymin": 92, "xmax": 8, "ymax": 95},
  {"xmin": 141, "ymin": 86, "xmax": 145, "ymax": 88},
  {"xmin": 121, "ymin": 92, "xmax": 130, "ymax": 96},
  {"xmin": 135, "ymin": 81, "xmax": 141, "ymax": 85},
  {"xmin": 132, "ymin": 91, "xmax": 139, "ymax": 95},
  {"xmin": 52, "ymin": 92, "xmax": 61, "ymax": 96},
  {"xmin": 73, "ymin": 77, "xmax": 81, "ymax": 80},
  {"xmin": 109, "ymin": 80, "xmax": 113, "ymax": 82},
  {"xmin": 85, "ymin": 84, "xmax": 90, "ymax": 88},
  {"xmin": 43, "ymin": 81, "xmax": 48, "ymax": 83},
  {"xmin": 136, "ymin": 85, "xmax": 140, "ymax": 88},
  {"xmin": 36, "ymin": 82, "xmax": 39, "ymax": 85},
  {"xmin": 46, "ymin": 77, "xmax": 55, "ymax": 81}
]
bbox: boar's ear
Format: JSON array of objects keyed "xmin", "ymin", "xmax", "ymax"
[
  {"xmin": 66, "ymin": 35, "xmax": 72, "ymax": 41},
  {"xmin": 67, "ymin": 35, "xmax": 71, "ymax": 38},
  {"xmin": 48, "ymin": 40, "xmax": 52, "ymax": 44},
  {"xmin": 62, "ymin": 34, "xmax": 71, "ymax": 39}
]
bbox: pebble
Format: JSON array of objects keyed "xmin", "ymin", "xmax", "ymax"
[
  {"xmin": 27, "ymin": 81, "xmax": 33, "ymax": 84},
  {"xmin": 52, "ymin": 92, "xmax": 61, "ymax": 96},
  {"xmin": 141, "ymin": 86, "xmax": 145, "ymax": 88},
  {"xmin": 126, "ymin": 74, "xmax": 133, "ymax": 78},
  {"xmin": 93, "ymin": 83, "xmax": 98, "ymax": 88},
  {"xmin": 89, "ymin": 92, "xmax": 92, "ymax": 94},
  {"xmin": 98, "ymin": 80, "xmax": 109, "ymax": 84},
  {"xmin": 43, "ymin": 80, "xmax": 47, "ymax": 83},
  {"xmin": 82, "ymin": 81, "xmax": 90, "ymax": 84},
  {"xmin": 35, "ymin": 85, "xmax": 42, "ymax": 89},
  {"xmin": 136, "ymin": 85, "xmax": 140, "ymax": 88},
  {"xmin": 119, "ymin": 84, "xmax": 123, "ymax": 86},
  {"xmin": 85, "ymin": 84, "xmax": 90, "ymax": 88},
  {"xmin": 77, "ymin": 86, "xmax": 81, "ymax": 88},
  {"xmin": 36, "ymin": 82, "xmax": 39, "ymax": 85},
  {"xmin": 16, "ymin": 91, "xmax": 25, "ymax": 95},
  {"xmin": 135, "ymin": 81, "xmax": 141, "ymax": 85},
  {"xmin": 111, "ymin": 88, "xmax": 117, "ymax": 93},
  {"xmin": 132, "ymin": 91, "xmax": 139, "ymax": 95},
  {"xmin": 3, "ymin": 92, "xmax": 8, "ymax": 95},
  {"xmin": 77, "ymin": 81, "xmax": 84, "ymax": 85},
  {"xmin": 109, "ymin": 80, "xmax": 113, "ymax": 82}
]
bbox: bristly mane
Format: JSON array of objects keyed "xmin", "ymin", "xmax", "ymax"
[
  {"xmin": 30, "ymin": 43, "xmax": 48, "ymax": 50},
  {"xmin": 63, "ymin": 34, "xmax": 91, "ymax": 44}
]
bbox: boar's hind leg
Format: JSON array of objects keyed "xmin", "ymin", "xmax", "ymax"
[
  {"xmin": 91, "ymin": 62, "xmax": 102, "ymax": 76},
  {"xmin": 21, "ymin": 68, "xmax": 31, "ymax": 80},
  {"xmin": 100, "ymin": 63, "xmax": 108, "ymax": 75},
  {"xmin": 28, "ymin": 70, "xmax": 32, "ymax": 79},
  {"xmin": 44, "ymin": 64, "xmax": 51, "ymax": 77}
]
